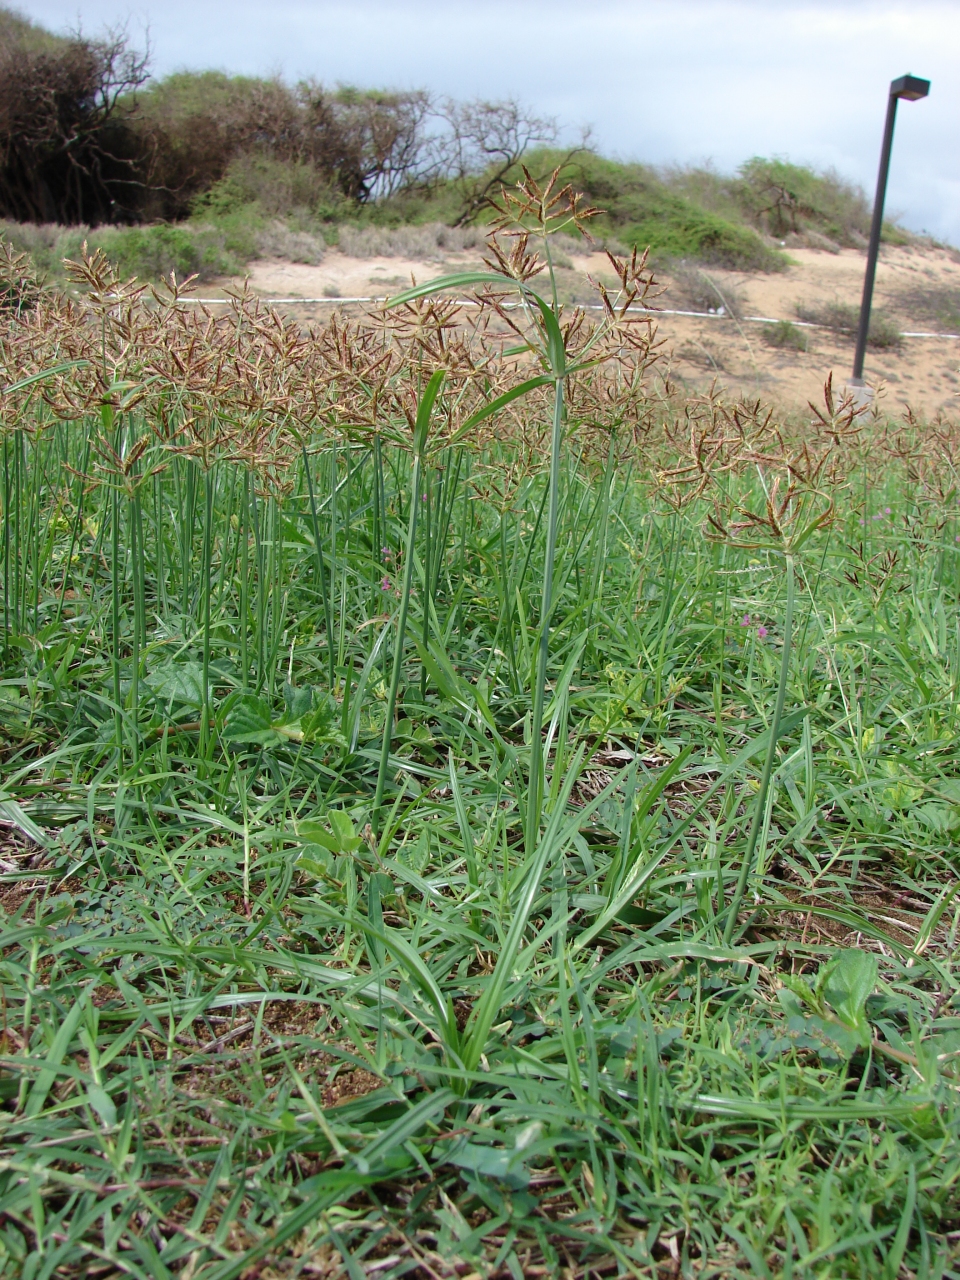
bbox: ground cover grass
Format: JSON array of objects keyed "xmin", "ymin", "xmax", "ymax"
[{"xmin": 1, "ymin": 183, "xmax": 960, "ymax": 1278}]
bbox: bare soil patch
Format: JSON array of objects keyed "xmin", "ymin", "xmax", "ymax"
[{"xmin": 220, "ymin": 240, "xmax": 960, "ymax": 417}]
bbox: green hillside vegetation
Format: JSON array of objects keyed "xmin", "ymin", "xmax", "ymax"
[
  {"xmin": 0, "ymin": 7, "xmax": 913, "ymax": 282},
  {"xmin": 667, "ymin": 157, "xmax": 882, "ymax": 247},
  {"xmin": 1, "ymin": 141, "xmax": 904, "ymax": 285},
  {"xmin": 0, "ymin": 4, "xmax": 66, "ymax": 54},
  {"xmin": 498, "ymin": 150, "xmax": 790, "ymax": 270}
]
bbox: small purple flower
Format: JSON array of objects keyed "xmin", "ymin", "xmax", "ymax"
[
  {"xmin": 381, "ymin": 576, "xmax": 392, "ymax": 591},
  {"xmin": 757, "ymin": 625, "xmax": 768, "ymax": 639},
  {"xmin": 741, "ymin": 614, "xmax": 751, "ymax": 627},
  {"xmin": 858, "ymin": 519, "xmax": 865, "ymax": 526},
  {"xmin": 885, "ymin": 507, "xmax": 892, "ymax": 514},
  {"xmin": 381, "ymin": 546, "xmax": 391, "ymax": 561}
]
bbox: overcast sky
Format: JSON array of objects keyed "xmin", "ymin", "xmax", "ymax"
[{"xmin": 17, "ymin": 0, "xmax": 960, "ymax": 243}]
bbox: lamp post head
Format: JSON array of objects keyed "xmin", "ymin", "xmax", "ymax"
[{"xmin": 891, "ymin": 74, "xmax": 930, "ymax": 101}]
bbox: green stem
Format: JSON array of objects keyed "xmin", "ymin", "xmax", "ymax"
[
  {"xmin": 56, "ymin": 435, "xmax": 91, "ymax": 626},
  {"xmin": 420, "ymin": 466, "xmax": 432, "ymax": 699},
  {"xmin": 251, "ymin": 486, "xmax": 264, "ymax": 690},
  {"xmin": 240, "ymin": 470, "xmax": 249, "ymax": 690},
  {"xmin": 526, "ymin": 376, "xmax": 564, "ymax": 855},
  {"xmin": 111, "ymin": 482, "xmax": 122, "ymax": 758},
  {"xmin": 13, "ymin": 429, "xmax": 21, "ymax": 634},
  {"xmin": 266, "ymin": 498, "xmax": 279, "ymax": 698},
  {"xmin": 301, "ymin": 445, "xmax": 334, "ymax": 689},
  {"xmin": 183, "ymin": 460, "xmax": 195, "ymax": 622},
  {"xmin": 584, "ymin": 435, "xmax": 616, "ymax": 670},
  {"xmin": 31, "ymin": 435, "xmax": 40, "ymax": 631},
  {"xmin": 200, "ymin": 471, "xmax": 214, "ymax": 763},
  {"xmin": 3, "ymin": 436, "xmax": 10, "ymax": 646},
  {"xmin": 433, "ymin": 447, "xmax": 462, "ymax": 601},
  {"xmin": 373, "ymin": 449, "xmax": 423, "ymax": 832},
  {"xmin": 723, "ymin": 552, "xmax": 795, "ymax": 944},
  {"xmin": 129, "ymin": 490, "xmax": 142, "ymax": 770}
]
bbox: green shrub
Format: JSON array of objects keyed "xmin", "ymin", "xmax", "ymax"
[
  {"xmin": 626, "ymin": 203, "xmax": 781, "ymax": 271},
  {"xmin": 121, "ymin": 72, "xmax": 314, "ymax": 220},
  {"xmin": 735, "ymin": 158, "xmax": 871, "ymax": 246},
  {"xmin": 195, "ymin": 153, "xmax": 351, "ymax": 224},
  {"xmin": 94, "ymin": 224, "xmax": 238, "ymax": 281},
  {"xmin": 100, "ymin": 225, "xmax": 220, "ymax": 280},
  {"xmin": 490, "ymin": 149, "xmax": 787, "ymax": 272},
  {"xmin": 126, "ymin": 72, "xmax": 435, "ymax": 219},
  {"xmin": 0, "ymin": 220, "xmax": 239, "ymax": 283},
  {"xmin": 867, "ymin": 311, "xmax": 904, "ymax": 350},
  {"xmin": 660, "ymin": 158, "xmax": 912, "ymax": 251},
  {"xmin": 659, "ymin": 163, "xmax": 743, "ymax": 222},
  {"xmin": 668, "ymin": 264, "xmax": 748, "ymax": 317},
  {"xmin": 762, "ymin": 319, "xmax": 810, "ymax": 351},
  {"xmin": 795, "ymin": 299, "xmax": 902, "ymax": 350},
  {"xmin": 0, "ymin": 222, "xmax": 85, "ymax": 279}
]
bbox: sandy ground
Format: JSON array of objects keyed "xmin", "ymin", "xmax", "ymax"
[{"xmin": 214, "ymin": 239, "xmax": 960, "ymax": 418}]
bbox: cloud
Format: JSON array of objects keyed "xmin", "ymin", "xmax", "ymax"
[{"xmin": 20, "ymin": 0, "xmax": 960, "ymax": 241}]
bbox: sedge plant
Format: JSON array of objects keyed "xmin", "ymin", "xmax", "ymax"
[
  {"xmin": 387, "ymin": 168, "xmax": 658, "ymax": 852},
  {"xmin": 708, "ymin": 385, "xmax": 863, "ymax": 942}
]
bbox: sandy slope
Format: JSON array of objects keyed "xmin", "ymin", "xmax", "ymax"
[{"xmin": 218, "ymin": 240, "xmax": 960, "ymax": 418}]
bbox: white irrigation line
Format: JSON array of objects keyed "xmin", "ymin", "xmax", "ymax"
[{"xmin": 176, "ymin": 294, "xmax": 960, "ymax": 341}]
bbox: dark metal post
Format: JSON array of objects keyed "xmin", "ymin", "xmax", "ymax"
[{"xmin": 852, "ymin": 74, "xmax": 929, "ymax": 385}]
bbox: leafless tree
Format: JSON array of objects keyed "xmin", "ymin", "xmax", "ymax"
[
  {"xmin": 0, "ymin": 8, "xmax": 578, "ymax": 231},
  {"xmin": 428, "ymin": 98, "xmax": 560, "ymax": 224},
  {"xmin": 311, "ymin": 87, "xmax": 433, "ymax": 201},
  {"xmin": 0, "ymin": 22, "xmax": 149, "ymax": 223}
]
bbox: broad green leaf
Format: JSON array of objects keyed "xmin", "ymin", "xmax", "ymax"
[
  {"xmin": 818, "ymin": 948, "xmax": 878, "ymax": 1046},
  {"xmin": 283, "ymin": 680, "xmax": 314, "ymax": 721},
  {"xmin": 777, "ymin": 987, "xmax": 863, "ymax": 1060},
  {"xmin": 298, "ymin": 811, "xmax": 362, "ymax": 853},
  {"xmin": 916, "ymin": 802, "xmax": 960, "ymax": 833},
  {"xmin": 145, "ymin": 660, "xmax": 208, "ymax": 708},
  {"xmin": 878, "ymin": 759, "xmax": 923, "ymax": 809},
  {"xmin": 298, "ymin": 695, "xmax": 341, "ymax": 743},
  {"xmin": 443, "ymin": 1137, "xmax": 532, "ymax": 1189},
  {"xmin": 294, "ymin": 848, "xmax": 334, "ymax": 880},
  {"xmin": 222, "ymin": 693, "xmax": 279, "ymax": 746}
]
